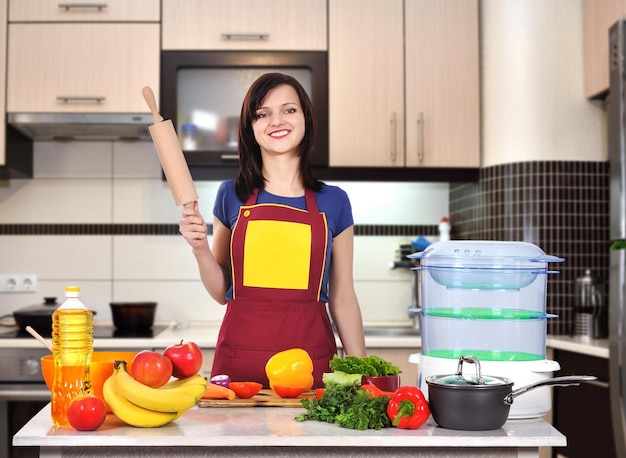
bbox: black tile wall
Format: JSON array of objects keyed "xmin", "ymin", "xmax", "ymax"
[
  {"xmin": 450, "ymin": 161, "xmax": 610, "ymax": 335},
  {"xmin": 0, "ymin": 224, "xmax": 438, "ymax": 237}
]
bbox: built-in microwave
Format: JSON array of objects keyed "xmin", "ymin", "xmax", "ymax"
[{"xmin": 160, "ymin": 51, "xmax": 328, "ymax": 173}]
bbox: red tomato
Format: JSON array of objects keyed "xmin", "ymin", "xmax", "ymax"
[
  {"xmin": 229, "ymin": 382, "xmax": 263, "ymax": 399},
  {"xmin": 273, "ymin": 385, "xmax": 308, "ymax": 398},
  {"xmin": 131, "ymin": 350, "xmax": 173, "ymax": 388},
  {"xmin": 314, "ymin": 388, "xmax": 326, "ymax": 400},
  {"xmin": 67, "ymin": 395, "xmax": 107, "ymax": 431},
  {"xmin": 163, "ymin": 340, "xmax": 203, "ymax": 379}
]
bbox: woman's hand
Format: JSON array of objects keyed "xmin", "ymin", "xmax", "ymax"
[{"xmin": 179, "ymin": 201, "xmax": 209, "ymax": 252}]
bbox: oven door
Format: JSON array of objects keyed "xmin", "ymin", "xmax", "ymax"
[{"xmin": 0, "ymin": 385, "xmax": 50, "ymax": 458}]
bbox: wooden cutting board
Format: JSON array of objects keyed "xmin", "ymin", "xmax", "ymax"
[{"xmin": 198, "ymin": 389, "xmax": 315, "ymax": 408}]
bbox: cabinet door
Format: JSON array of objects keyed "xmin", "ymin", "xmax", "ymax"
[
  {"xmin": 162, "ymin": 0, "xmax": 327, "ymax": 51},
  {"xmin": 328, "ymin": 0, "xmax": 404, "ymax": 167},
  {"xmin": 8, "ymin": 0, "xmax": 160, "ymax": 22},
  {"xmin": 405, "ymin": 0, "xmax": 480, "ymax": 168},
  {"xmin": 583, "ymin": 0, "xmax": 626, "ymax": 98},
  {"xmin": 201, "ymin": 349, "xmax": 215, "ymax": 378},
  {"xmin": 552, "ymin": 349, "xmax": 615, "ymax": 458},
  {"xmin": 7, "ymin": 23, "xmax": 160, "ymax": 113}
]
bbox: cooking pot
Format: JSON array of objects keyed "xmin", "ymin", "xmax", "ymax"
[
  {"xmin": 12, "ymin": 297, "xmax": 97, "ymax": 334},
  {"xmin": 426, "ymin": 355, "xmax": 596, "ymax": 431},
  {"xmin": 109, "ymin": 302, "xmax": 157, "ymax": 330}
]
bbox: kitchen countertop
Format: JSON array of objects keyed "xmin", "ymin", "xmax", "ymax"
[
  {"xmin": 0, "ymin": 323, "xmax": 609, "ymax": 358},
  {"xmin": 546, "ymin": 335, "xmax": 609, "ymax": 359},
  {"xmin": 14, "ymin": 403, "xmax": 565, "ymax": 458},
  {"xmin": 0, "ymin": 322, "xmax": 423, "ymax": 350}
]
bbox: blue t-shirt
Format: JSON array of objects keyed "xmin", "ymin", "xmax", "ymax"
[{"xmin": 213, "ymin": 179, "xmax": 354, "ymax": 303}]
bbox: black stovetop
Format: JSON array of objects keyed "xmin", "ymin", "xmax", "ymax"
[{"xmin": 0, "ymin": 325, "xmax": 167, "ymax": 339}]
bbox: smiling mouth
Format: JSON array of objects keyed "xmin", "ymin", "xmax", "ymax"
[{"xmin": 270, "ymin": 129, "xmax": 290, "ymax": 138}]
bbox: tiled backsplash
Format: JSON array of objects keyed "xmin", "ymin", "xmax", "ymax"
[
  {"xmin": 450, "ymin": 161, "xmax": 610, "ymax": 335},
  {"xmin": 0, "ymin": 141, "xmax": 448, "ymax": 328}
]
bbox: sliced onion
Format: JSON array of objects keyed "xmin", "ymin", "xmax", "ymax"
[{"xmin": 210, "ymin": 374, "xmax": 231, "ymax": 387}]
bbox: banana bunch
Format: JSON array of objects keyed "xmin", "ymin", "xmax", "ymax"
[{"xmin": 103, "ymin": 360, "xmax": 207, "ymax": 428}]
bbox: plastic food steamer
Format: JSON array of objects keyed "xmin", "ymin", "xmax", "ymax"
[{"xmin": 408, "ymin": 240, "xmax": 564, "ymax": 419}]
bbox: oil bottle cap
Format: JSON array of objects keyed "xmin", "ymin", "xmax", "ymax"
[{"xmin": 65, "ymin": 286, "xmax": 80, "ymax": 296}]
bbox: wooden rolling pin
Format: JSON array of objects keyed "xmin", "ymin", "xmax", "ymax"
[{"xmin": 142, "ymin": 86, "xmax": 198, "ymax": 208}]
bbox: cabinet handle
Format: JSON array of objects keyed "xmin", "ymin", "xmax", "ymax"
[
  {"xmin": 220, "ymin": 154, "xmax": 239, "ymax": 161},
  {"xmin": 417, "ymin": 112, "xmax": 424, "ymax": 162},
  {"xmin": 56, "ymin": 96, "xmax": 106, "ymax": 103},
  {"xmin": 390, "ymin": 111, "xmax": 397, "ymax": 162},
  {"xmin": 220, "ymin": 33, "xmax": 270, "ymax": 41},
  {"xmin": 58, "ymin": 3, "xmax": 107, "ymax": 10}
]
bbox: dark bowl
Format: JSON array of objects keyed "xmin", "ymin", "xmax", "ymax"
[
  {"xmin": 361, "ymin": 375, "xmax": 400, "ymax": 393},
  {"xmin": 109, "ymin": 302, "xmax": 157, "ymax": 330}
]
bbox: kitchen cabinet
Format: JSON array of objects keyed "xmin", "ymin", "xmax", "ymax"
[
  {"xmin": 6, "ymin": 0, "xmax": 160, "ymax": 114},
  {"xmin": 583, "ymin": 0, "xmax": 626, "ymax": 98},
  {"xmin": 551, "ymin": 349, "xmax": 615, "ymax": 458},
  {"xmin": 162, "ymin": 0, "xmax": 327, "ymax": 51},
  {"xmin": 8, "ymin": 0, "xmax": 159, "ymax": 22},
  {"xmin": 328, "ymin": 0, "xmax": 479, "ymax": 168}
]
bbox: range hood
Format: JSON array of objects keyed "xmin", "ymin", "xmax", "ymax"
[{"xmin": 7, "ymin": 113, "xmax": 153, "ymax": 141}]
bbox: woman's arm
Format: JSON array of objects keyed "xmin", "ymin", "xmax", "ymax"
[
  {"xmin": 179, "ymin": 202, "xmax": 231, "ymax": 305},
  {"xmin": 327, "ymin": 226, "xmax": 367, "ymax": 357}
]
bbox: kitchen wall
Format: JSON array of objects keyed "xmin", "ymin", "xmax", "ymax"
[
  {"xmin": 0, "ymin": 0, "xmax": 609, "ymax": 336},
  {"xmin": 0, "ymin": 140, "xmax": 447, "ymax": 327}
]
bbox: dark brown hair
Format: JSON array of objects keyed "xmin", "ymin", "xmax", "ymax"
[{"xmin": 234, "ymin": 73, "xmax": 322, "ymax": 202}]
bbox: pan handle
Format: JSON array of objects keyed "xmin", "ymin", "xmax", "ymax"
[{"xmin": 503, "ymin": 375, "xmax": 597, "ymax": 406}]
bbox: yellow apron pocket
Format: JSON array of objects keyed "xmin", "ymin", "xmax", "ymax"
[{"xmin": 243, "ymin": 220, "xmax": 311, "ymax": 290}]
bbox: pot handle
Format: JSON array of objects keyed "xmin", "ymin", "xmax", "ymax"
[{"xmin": 503, "ymin": 375, "xmax": 597, "ymax": 406}]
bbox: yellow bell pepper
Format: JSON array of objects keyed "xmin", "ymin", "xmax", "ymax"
[{"xmin": 265, "ymin": 348, "xmax": 314, "ymax": 391}]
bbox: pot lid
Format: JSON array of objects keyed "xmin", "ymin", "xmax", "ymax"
[
  {"xmin": 408, "ymin": 240, "xmax": 563, "ymax": 269},
  {"xmin": 14, "ymin": 297, "xmax": 59, "ymax": 315},
  {"xmin": 425, "ymin": 355, "xmax": 514, "ymax": 388}
]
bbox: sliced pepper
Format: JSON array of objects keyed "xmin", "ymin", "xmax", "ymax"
[
  {"xmin": 360, "ymin": 384, "xmax": 386, "ymax": 398},
  {"xmin": 273, "ymin": 385, "xmax": 308, "ymax": 398},
  {"xmin": 229, "ymin": 382, "xmax": 263, "ymax": 399},
  {"xmin": 386, "ymin": 386, "xmax": 430, "ymax": 429},
  {"xmin": 265, "ymin": 348, "xmax": 314, "ymax": 391}
]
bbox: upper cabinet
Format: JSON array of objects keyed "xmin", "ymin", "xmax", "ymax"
[
  {"xmin": 8, "ymin": 0, "xmax": 159, "ymax": 21},
  {"xmin": 583, "ymin": 0, "xmax": 626, "ymax": 98},
  {"xmin": 328, "ymin": 0, "xmax": 404, "ymax": 167},
  {"xmin": 162, "ymin": 0, "xmax": 327, "ymax": 51},
  {"xmin": 329, "ymin": 0, "xmax": 479, "ymax": 168},
  {"xmin": 405, "ymin": 0, "xmax": 479, "ymax": 168},
  {"xmin": 6, "ymin": 0, "xmax": 160, "ymax": 113}
]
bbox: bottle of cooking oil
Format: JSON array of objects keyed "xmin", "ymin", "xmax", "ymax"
[{"xmin": 51, "ymin": 286, "xmax": 94, "ymax": 427}]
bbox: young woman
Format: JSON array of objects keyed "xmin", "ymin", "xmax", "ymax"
[{"xmin": 179, "ymin": 73, "xmax": 366, "ymax": 387}]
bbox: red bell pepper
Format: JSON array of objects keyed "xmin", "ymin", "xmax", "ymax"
[{"xmin": 386, "ymin": 386, "xmax": 430, "ymax": 429}]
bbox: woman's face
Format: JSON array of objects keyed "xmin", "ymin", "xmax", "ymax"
[{"xmin": 252, "ymin": 84, "xmax": 305, "ymax": 158}]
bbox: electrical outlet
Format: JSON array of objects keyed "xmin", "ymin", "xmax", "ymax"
[
  {"xmin": 21, "ymin": 274, "xmax": 37, "ymax": 292},
  {"xmin": 5, "ymin": 275, "xmax": 20, "ymax": 292}
]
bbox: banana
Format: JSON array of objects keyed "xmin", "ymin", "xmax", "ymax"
[
  {"xmin": 113, "ymin": 361, "xmax": 198, "ymax": 413},
  {"xmin": 162, "ymin": 374, "xmax": 206, "ymax": 389},
  {"xmin": 161, "ymin": 375, "xmax": 207, "ymax": 400},
  {"xmin": 103, "ymin": 372, "xmax": 180, "ymax": 428}
]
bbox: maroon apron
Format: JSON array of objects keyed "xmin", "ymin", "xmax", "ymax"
[{"xmin": 211, "ymin": 188, "xmax": 337, "ymax": 388}]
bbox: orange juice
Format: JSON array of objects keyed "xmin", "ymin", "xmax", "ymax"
[{"xmin": 51, "ymin": 287, "xmax": 93, "ymax": 427}]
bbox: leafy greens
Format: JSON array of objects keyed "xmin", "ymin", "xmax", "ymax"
[
  {"xmin": 328, "ymin": 355, "xmax": 401, "ymax": 376},
  {"xmin": 295, "ymin": 384, "xmax": 391, "ymax": 430}
]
